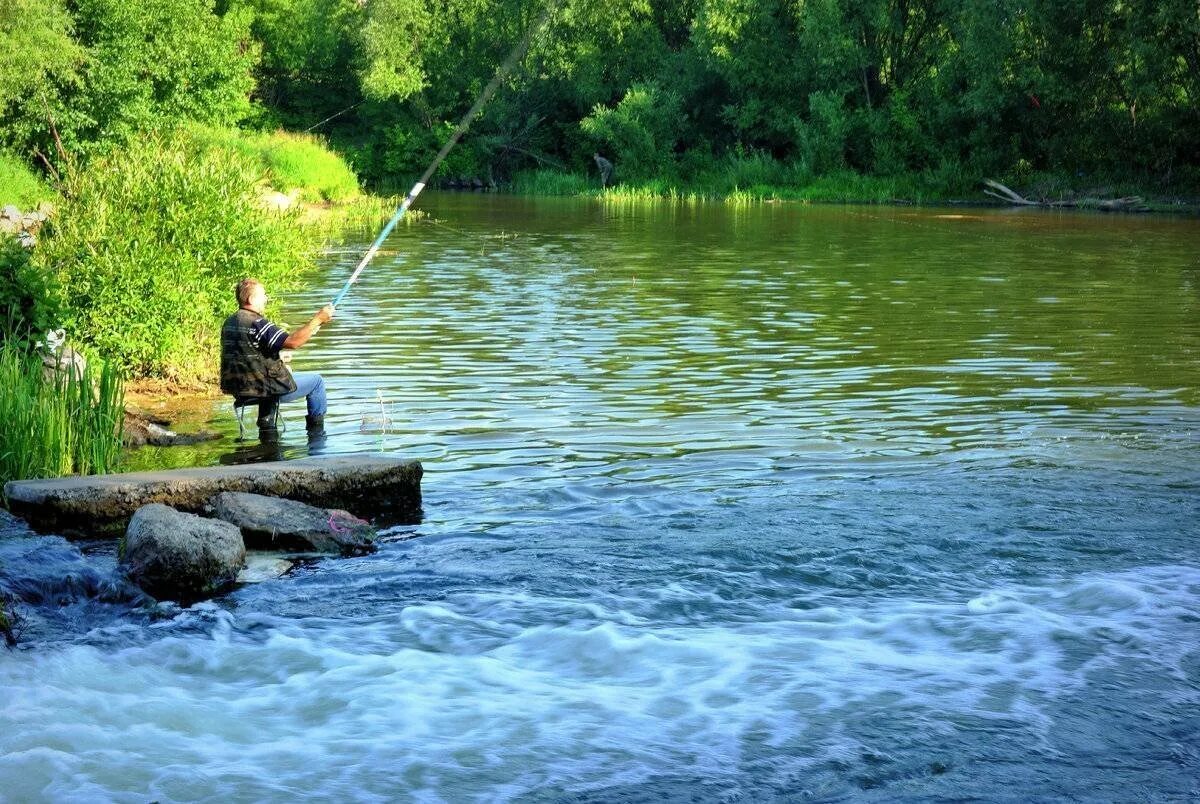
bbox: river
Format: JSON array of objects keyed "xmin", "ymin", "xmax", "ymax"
[{"xmin": 2, "ymin": 194, "xmax": 1198, "ymax": 800}]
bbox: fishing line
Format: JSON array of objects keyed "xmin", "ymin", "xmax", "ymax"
[{"xmin": 331, "ymin": 1, "xmax": 558, "ymax": 307}]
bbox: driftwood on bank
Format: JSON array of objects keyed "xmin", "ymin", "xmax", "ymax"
[{"xmin": 982, "ymin": 179, "xmax": 1149, "ymax": 212}]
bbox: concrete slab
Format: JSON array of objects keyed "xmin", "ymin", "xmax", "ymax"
[{"xmin": 4, "ymin": 455, "xmax": 422, "ymax": 537}]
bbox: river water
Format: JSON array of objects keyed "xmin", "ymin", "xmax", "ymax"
[{"xmin": 2, "ymin": 195, "xmax": 1198, "ymax": 801}]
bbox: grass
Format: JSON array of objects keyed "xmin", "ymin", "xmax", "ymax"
[
  {"xmin": 0, "ymin": 342, "xmax": 124, "ymax": 488},
  {"xmin": 0, "ymin": 152, "xmax": 55, "ymax": 209},
  {"xmin": 509, "ymin": 155, "xmax": 1200, "ymax": 210},
  {"xmin": 510, "ymin": 164, "xmax": 956, "ymax": 205},
  {"xmin": 187, "ymin": 125, "xmax": 361, "ymax": 203}
]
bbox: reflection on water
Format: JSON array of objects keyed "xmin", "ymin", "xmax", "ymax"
[{"xmin": 8, "ymin": 196, "xmax": 1200, "ymax": 800}]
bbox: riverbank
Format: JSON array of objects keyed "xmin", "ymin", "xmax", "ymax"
[{"xmin": 509, "ymin": 167, "xmax": 1200, "ymax": 214}]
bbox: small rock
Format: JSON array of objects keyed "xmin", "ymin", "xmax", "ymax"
[
  {"xmin": 41, "ymin": 346, "xmax": 86, "ymax": 383},
  {"xmin": 237, "ymin": 552, "xmax": 295, "ymax": 583},
  {"xmin": 123, "ymin": 409, "xmax": 221, "ymax": 447},
  {"xmin": 121, "ymin": 504, "xmax": 245, "ymax": 601},
  {"xmin": 210, "ymin": 492, "xmax": 376, "ymax": 555}
]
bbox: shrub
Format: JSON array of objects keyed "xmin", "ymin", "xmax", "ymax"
[
  {"xmin": 36, "ymin": 129, "xmax": 321, "ymax": 379},
  {"xmin": 0, "ymin": 237, "xmax": 61, "ymax": 351},
  {"xmin": 580, "ymin": 83, "xmax": 684, "ymax": 181}
]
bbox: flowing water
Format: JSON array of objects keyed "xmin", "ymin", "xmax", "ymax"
[{"xmin": 2, "ymin": 195, "xmax": 1199, "ymax": 801}]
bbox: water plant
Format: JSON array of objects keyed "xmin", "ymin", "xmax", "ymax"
[{"xmin": 0, "ymin": 341, "xmax": 124, "ymax": 487}]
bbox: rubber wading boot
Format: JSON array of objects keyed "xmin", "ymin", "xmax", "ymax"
[
  {"xmin": 305, "ymin": 415, "xmax": 325, "ymax": 434},
  {"xmin": 256, "ymin": 399, "xmax": 280, "ymax": 430}
]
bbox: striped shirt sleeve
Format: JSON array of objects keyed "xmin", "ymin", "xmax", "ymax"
[{"xmin": 250, "ymin": 317, "xmax": 289, "ymax": 358}]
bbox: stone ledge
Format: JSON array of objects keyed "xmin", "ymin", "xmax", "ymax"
[{"xmin": 4, "ymin": 455, "xmax": 422, "ymax": 537}]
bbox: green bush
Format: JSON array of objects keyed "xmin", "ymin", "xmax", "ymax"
[
  {"xmin": 0, "ymin": 153, "xmax": 54, "ymax": 208},
  {"xmin": 0, "ymin": 340, "xmax": 123, "ymax": 486},
  {"xmin": 0, "ymin": 237, "xmax": 61, "ymax": 351},
  {"xmin": 36, "ymin": 129, "xmax": 322, "ymax": 379},
  {"xmin": 580, "ymin": 83, "xmax": 684, "ymax": 181}
]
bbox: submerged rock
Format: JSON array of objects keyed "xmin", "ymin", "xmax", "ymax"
[
  {"xmin": 210, "ymin": 491, "xmax": 376, "ymax": 555},
  {"xmin": 122, "ymin": 408, "xmax": 221, "ymax": 447},
  {"xmin": 121, "ymin": 504, "xmax": 245, "ymax": 602}
]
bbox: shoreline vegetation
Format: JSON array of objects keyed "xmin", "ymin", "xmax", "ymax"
[{"xmin": 508, "ymin": 168, "xmax": 1200, "ymax": 213}]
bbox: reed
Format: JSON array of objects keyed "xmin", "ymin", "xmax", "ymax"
[
  {"xmin": 0, "ymin": 343, "xmax": 124, "ymax": 488},
  {"xmin": 510, "ymin": 170, "xmax": 593, "ymax": 196}
]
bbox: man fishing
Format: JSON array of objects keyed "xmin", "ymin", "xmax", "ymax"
[{"xmin": 220, "ymin": 278, "xmax": 334, "ymax": 437}]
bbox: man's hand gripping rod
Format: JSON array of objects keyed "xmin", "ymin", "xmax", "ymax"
[{"xmin": 331, "ymin": 1, "xmax": 556, "ymax": 308}]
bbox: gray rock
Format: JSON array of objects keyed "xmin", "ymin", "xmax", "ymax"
[
  {"xmin": 41, "ymin": 346, "xmax": 86, "ymax": 383},
  {"xmin": 210, "ymin": 491, "xmax": 376, "ymax": 555},
  {"xmin": 121, "ymin": 504, "xmax": 245, "ymax": 601},
  {"xmin": 4, "ymin": 455, "xmax": 422, "ymax": 537}
]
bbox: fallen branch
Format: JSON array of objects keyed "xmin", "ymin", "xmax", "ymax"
[
  {"xmin": 982, "ymin": 179, "xmax": 1148, "ymax": 212},
  {"xmin": 981, "ymin": 179, "xmax": 1040, "ymax": 205}
]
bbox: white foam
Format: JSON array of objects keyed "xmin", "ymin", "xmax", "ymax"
[{"xmin": 1, "ymin": 564, "xmax": 1197, "ymax": 800}]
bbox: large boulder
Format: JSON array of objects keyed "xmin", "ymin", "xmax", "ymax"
[
  {"xmin": 121, "ymin": 504, "xmax": 245, "ymax": 601},
  {"xmin": 210, "ymin": 492, "xmax": 376, "ymax": 555}
]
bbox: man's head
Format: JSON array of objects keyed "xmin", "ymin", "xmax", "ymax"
[{"xmin": 236, "ymin": 279, "xmax": 267, "ymax": 313}]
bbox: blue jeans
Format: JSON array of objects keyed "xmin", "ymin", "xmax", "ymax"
[{"xmin": 280, "ymin": 372, "xmax": 327, "ymax": 417}]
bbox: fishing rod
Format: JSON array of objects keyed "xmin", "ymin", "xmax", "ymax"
[{"xmin": 331, "ymin": 1, "xmax": 557, "ymax": 308}]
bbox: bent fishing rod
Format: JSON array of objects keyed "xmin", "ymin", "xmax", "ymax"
[{"xmin": 331, "ymin": 2, "xmax": 556, "ymax": 308}]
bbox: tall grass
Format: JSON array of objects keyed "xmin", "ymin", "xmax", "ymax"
[
  {"xmin": 512, "ymin": 156, "xmax": 981, "ymax": 206},
  {"xmin": 0, "ymin": 343, "xmax": 124, "ymax": 487},
  {"xmin": 511, "ymin": 170, "xmax": 593, "ymax": 196}
]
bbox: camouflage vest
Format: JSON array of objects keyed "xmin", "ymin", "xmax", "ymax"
[{"xmin": 219, "ymin": 309, "xmax": 297, "ymax": 399}]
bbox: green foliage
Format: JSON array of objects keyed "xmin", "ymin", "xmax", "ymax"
[
  {"xmin": 1, "ymin": 0, "xmax": 1197, "ymax": 239},
  {"xmin": 0, "ymin": 153, "xmax": 55, "ymax": 208},
  {"xmin": 359, "ymin": 0, "xmax": 430, "ymax": 101},
  {"xmin": 580, "ymin": 83, "xmax": 684, "ymax": 180},
  {"xmin": 0, "ymin": 340, "xmax": 124, "ymax": 486},
  {"xmin": 37, "ymin": 129, "xmax": 321, "ymax": 379},
  {"xmin": 188, "ymin": 125, "xmax": 360, "ymax": 202},
  {"xmin": 67, "ymin": 0, "xmax": 259, "ymax": 151},
  {"xmin": 3, "ymin": 0, "xmax": 259, "ymax": 163},
  {"xmin": 0, "ymin": 0, "xmax": 85, "ymax": 156},
  {"xmin": 0, "ymin": 0, "xmax": 82, "ymax": 110},
  {"xmin": 0, "ymin": 238, "xmax": 62, "ymax": 352},
  {"xmin": 247, "ymin": 0, "xmax": 363, "ymax": 130}
]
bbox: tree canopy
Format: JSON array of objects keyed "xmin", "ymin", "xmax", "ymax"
[{"xmin": 3, "ymin": 0, "xmax": 1198, "ymax": 189}]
